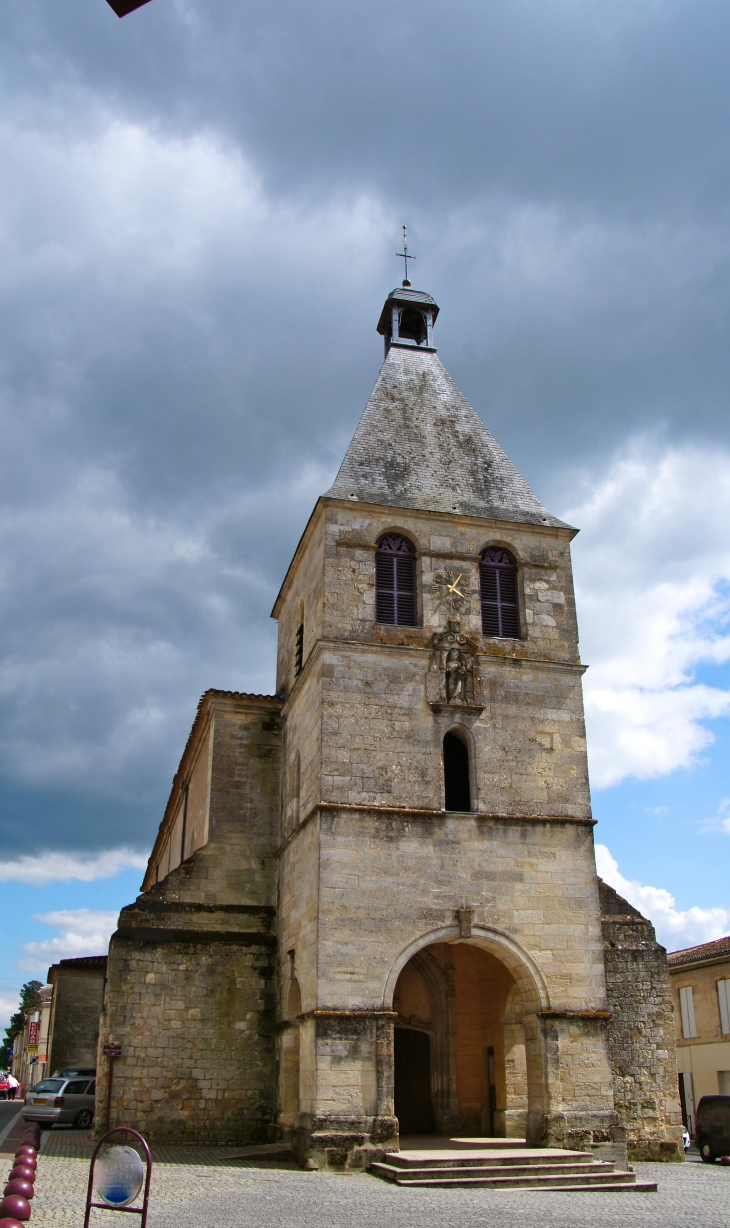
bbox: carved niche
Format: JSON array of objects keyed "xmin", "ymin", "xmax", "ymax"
[{"xmin": 427, "ymin": 617, "xmax": 485, "ymax": 710}]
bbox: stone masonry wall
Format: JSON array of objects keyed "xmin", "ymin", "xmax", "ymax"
[
  {"xmin": 98, "ymin": 692, "xmax": 282, "ymax": 1142},
  {"xmin": 47, "ymin": 965, "xmax": 106, "ymax": 1074},
  {"xmin": 98, "ymin": 907, "xmax": 276, "ymax": 1143},
  {"xmin": 600, "ymin": 879, "xmax": 684, "ymax": 1161}
]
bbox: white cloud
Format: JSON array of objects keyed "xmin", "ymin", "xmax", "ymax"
[
  {"xmin": 0, "ymin": 847, "xmax": 148, "ymax": 886},
  {"xmin": 699, "ymin": 796, "xmax": 730, "ymax": 835},
  {"xmin": 596, "ymin": 844, "xmax": 730, "ymax": 950},
  {"xmin": 565, "ymin": 440, "xmax": 730, "ymax": 788},
  {"xmin": 0, "ymin": 991, "xmax": 20, "ymax": 1033},
  {"xmin": 18, "ymin": 910, "xmax": 119, "ymax": 972}
]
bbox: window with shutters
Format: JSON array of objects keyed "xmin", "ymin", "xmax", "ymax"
[
  {"xmin": 717, "ymin": 979, "xmax": 730, "ymax": 1035},
  {"xmin": 679, "ymin": 985, "xmax": 697, "ymax": 1039},
  {"xmin": 479, "ymin": 547, "xmax": 520, "ymax": 638},
  {"xmin": 375, "ymin": 534, "xmax": 418, "ymax": 626},
  {"xmin": 443, "ymin": 730, "xmax": 471, "ymax": 811}
]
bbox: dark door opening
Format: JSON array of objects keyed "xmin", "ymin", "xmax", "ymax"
[
  {"xmin": 394, "ymin": 1028, "xmax": 434, "ymax": 1135},
  {"xmin": 444, "ymin": 731, "xmax": 471, "ymax": 811}
]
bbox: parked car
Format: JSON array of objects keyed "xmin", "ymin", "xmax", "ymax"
[
  {"xmin": 23, "ymin": 1075, "xmax": 96, "ymax": 1129},
  {"xmin": 682, "ymin": 1125, "xmax": 691, "ymax": 1151},
  {"xmin": 696, "ymin": 1095, "xmax": 730, "ymax": 1163}
]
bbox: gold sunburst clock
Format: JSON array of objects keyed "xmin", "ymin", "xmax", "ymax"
[{"xmin": 432, "ymin": 569, "xmax": 471, "ymax": 614}]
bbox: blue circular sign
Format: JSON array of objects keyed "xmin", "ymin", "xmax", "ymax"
[{"xmin": 95, "ymin": 1144, "xmax": 144, "ymax": 1207}]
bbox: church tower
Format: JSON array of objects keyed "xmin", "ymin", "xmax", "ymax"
[
  {"xmin": 99, "ymin": 275, "xmax": 682, "ymax": 1171},
  {"xmin": 272, "ymin": 281, "xmax": 620, "ymax": 1169}
]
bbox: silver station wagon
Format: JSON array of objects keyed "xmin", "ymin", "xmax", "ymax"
[{"xmin": 23, "ymin": 1074, "xmax": 96, "ymax": 1128}]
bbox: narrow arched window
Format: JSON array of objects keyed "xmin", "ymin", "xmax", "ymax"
[
  {"xmin": 480, "ymin": 547, "xmax": 520, "ymax": 638},
  {"xmin": 375, "ymin": 534, "xmax": 417, "ymax": 626},
  {"xmin": 443, "ymin": 731, "xmax": 471, "ymax": 811}
]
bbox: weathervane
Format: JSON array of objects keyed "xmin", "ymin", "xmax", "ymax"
[{"xmin": 396, "ymin": 226, "xmax": 416, "ymax": 287}]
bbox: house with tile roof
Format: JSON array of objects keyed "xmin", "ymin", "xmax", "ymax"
[{"xmin": 668, "ymin": 936, "xmax": 730, "ymax": 1134}]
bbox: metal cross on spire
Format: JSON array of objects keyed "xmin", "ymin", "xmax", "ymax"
[{"xmin": 396, "ymin": 226, "xmax": 416, "ymax": 288}]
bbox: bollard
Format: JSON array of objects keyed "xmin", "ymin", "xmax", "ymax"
[
  {"xmin": 0, "ymin": 1197, "xmax": 31, "ymax": 1222},
  {"xmin": 7, "ymin": 1169, "xmax": 33, "ymax": 1182},
  {"xmin": 3, "ymin": 1183, "xmax": 33, "ymax": 1202}
]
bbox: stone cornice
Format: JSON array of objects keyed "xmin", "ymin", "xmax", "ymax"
[
  {"xmin": 276, "ymin": 801, "xmax": 596, "ymax": 857},
  {"xmin": 114, "ymin": 927, "xmax": 277, "ymax": 947},
  {"xmin": 539, "ymin": 1009, "xmax": 612, "ymax": 1022},
  {"xmin": 323, "ymin": 496, "xmax": 579, "ymax": 541}
]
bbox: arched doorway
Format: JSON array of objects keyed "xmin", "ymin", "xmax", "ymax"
[
  {"xmin": 394, "ymin": 1029, "xmax": 433, "ymax": 1133},
  {"xmin": 392, "ymin": 941, "xmax": 530, "ymax": 1138}
]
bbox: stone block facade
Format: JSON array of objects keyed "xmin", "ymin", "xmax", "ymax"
[
  {"xmin": 47, "ymin": 956, "xmax": 107, "ymax": 1075},
  {"xmin": 98, "ymin": 901, "xmax": 276, "ymax": 1142}
]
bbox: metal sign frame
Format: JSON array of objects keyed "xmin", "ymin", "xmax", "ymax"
[{"xmin": 83, "ymin": 1128, "xmax": 152, "ymax": 1228}]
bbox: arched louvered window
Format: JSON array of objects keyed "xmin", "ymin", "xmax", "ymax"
[
  {"xmin": 480, "ymin": 547, "xmax": 520, "ymax": 638},
  {"xmin": 375, "ymin": 534, "xmax": 417, "ymax": 626},
  {"xmin": 443, "ymin": 731, "xmax": 471, "ymax": 811}
]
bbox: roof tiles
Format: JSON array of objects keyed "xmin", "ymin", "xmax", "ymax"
[
  {"xmin": 668, "ymin": 934, "xmax": 730, "ymax": 966},
  {"xmin": 326, "ymin": 346, "xmax": 568, "ymax": 529}
]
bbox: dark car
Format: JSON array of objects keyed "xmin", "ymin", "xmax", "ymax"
[
  {"xmin": 23, "ymin": 1075, "xmax": 96, "ymax": 1129},
  {"xmin": 696, "ymin": 1095, "xmax": 730, "ymax": 1162}
]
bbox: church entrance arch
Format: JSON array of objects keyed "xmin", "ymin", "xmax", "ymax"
[{"xmin": 388, "ymin": 927, "xmax": 548, "ymax": 1140}]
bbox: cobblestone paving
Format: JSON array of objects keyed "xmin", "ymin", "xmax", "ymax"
[{"xmin": 27, "ymin": 1132, "xmax": 730, "ymax": 1228}]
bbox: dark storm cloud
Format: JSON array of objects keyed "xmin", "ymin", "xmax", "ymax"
[
  {"xmin": 0, "ymin": 0, "xmax": 729, "ymax": 855},
  {"xmin": 3, "ymin": 1, "xmax": 730, "ymax": 216}
]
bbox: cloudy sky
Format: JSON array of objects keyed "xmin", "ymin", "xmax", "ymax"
[{"xmin": 1, "ymin": 0, "xmax": 730, "ymax": 1022}]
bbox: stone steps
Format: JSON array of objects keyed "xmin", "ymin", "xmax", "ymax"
[{"xmin": 370, "ymin": 1147, "xmax": 657, "ymax": 1192}]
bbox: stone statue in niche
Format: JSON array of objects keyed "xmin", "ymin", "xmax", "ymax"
[{"xmin": 427, "ymin": 617, "xmax": 484, "ymax": 709}]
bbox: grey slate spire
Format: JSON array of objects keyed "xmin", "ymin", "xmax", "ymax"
[{"xmin": 325, "ymin": 288, "xmax": 568, "ymax": 529}]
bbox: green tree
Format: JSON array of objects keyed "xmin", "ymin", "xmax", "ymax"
[{"xmin": 2, "ymin": 981, "xmax": 43, "ymax": 1068}]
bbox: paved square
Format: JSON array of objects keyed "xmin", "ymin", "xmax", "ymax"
[{"xmin": 24, "ymin": 1131, "xmax": 730, "ymax": 1228}]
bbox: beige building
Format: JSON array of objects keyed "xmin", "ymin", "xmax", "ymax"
[
  {"xmin": 668, "ymin": 936, "xmax": 730, "ymax": 1135},
  {"xmin": 99, "ymin": 282, "xmax": 683, "ymax": 1169},
  {"xmin": 12, "ymin": 985, "xmax": 52, "ymax": 1091},
  {"xmin": 46, "ymin": 956, "xmax": 107, "ymax": 1075}
]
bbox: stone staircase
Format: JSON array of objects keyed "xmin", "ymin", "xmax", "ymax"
[{"xmin": 370, "ymin": 1146, "xmax": 657, "ymax": 1191}]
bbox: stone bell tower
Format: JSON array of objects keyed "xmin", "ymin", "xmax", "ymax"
[
  {"xmin": 100, "ymin": 273, "xmax": 681, "ymax": 1166},
  {"xmin": 272, "ymin": 279, "xmax": 628, "ymax": 1171}
]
